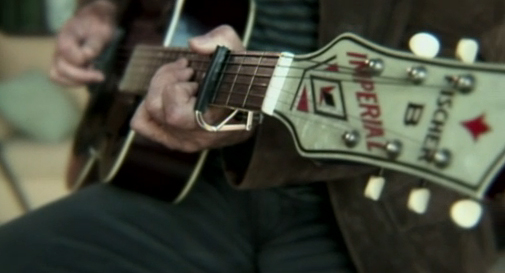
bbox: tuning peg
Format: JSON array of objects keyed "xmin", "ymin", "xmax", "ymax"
[
  {"xmin": 450, "ymin": 199, "xmax": 483, "ymax": 229},
  {"xmin": 364, "ymin": 175, "xmax": 385, "ymax": 201},
  {"xmin": 409, "ymin": 32, "xmax": 440, "ymax": 58},
  {"xmin": 407, "ymin": 188, "xmax": 431, "ymax": 214},
  {"xmin": 455, "ymin": 38, "xmax": 479, "ymax": 63}
]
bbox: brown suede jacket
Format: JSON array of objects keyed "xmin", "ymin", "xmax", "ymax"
[
  {"xmin": 78, "ymin": 0, "xmax": 505, "ymax": 272},
  {"xmin": 231, "ymin": 1, "xmax": 505, "ymax": 272}
]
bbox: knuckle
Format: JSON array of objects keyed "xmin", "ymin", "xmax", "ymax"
[
  {"xmin": 164, "ymin": 107, "xmax": 185, "ymax": 127},
  {"xmin": 216, "ymin": 24, "xmax": 235, "ymax": 36},
  {"xmin": 97, "ymin": 24, "xmax": 114, "ymax": 38},
  {"xmin": 57, "ymin": 41, "xmax": 71, "ymax": 56},
  {"xmin": 153, "ymin": 66, "xmax": 177, "ymax": 83},
  {"xmin": 144, "ymin": 98, "xmax": 161, "ymax": 116},
  {"xmin": 219, "ymin": 25, "xmax": 239, "ymax": 41}
]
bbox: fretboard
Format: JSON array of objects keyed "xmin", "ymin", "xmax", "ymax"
[{"xmin": 119, "ymin": 45, "xmax": 281, "ymax": 111}]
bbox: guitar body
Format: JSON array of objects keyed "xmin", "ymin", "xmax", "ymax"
[{"xmin": 67, "ymin": 0, "xmax": 255, "ymax": 202}]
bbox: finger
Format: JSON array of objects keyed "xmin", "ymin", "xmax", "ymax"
[
  {"xmin": 153, "ymin": 58, "xmax": 193, "ymax": 83},
  {"xmin": 189, "ymin": 25, "xmax": 245, "ymax": 54},
  {"xmin": 56, "ymin": 31, "xmax": 89, "ymax": 66},
  {"xmin": 81, "ymin": 37, "xmax": 107, "ymax": 60},
  {"xmin": 54, "ymin": 57, "xmax": 105, "ymax": 84},
  {"xmin": 131, "ymin": 102, "xmax": 184, "ymax": 150},
  {"xmin": 49, "ymin": 67, "xmax": 81, "ymax": 86},
  {"xmin": 161, "ymin": 82, "xmax": 199, "ymax": 129},
  {"xmin": 202, "ymin": 106, "xmax": 233, "ymax": 125},
  {"xmin": 148, "ymin": 60, "xmax": 192, "ymax": 96},
  {"xmin": 144, "ymin": 61, "xmax": 194, "ymax": 121},
  {"xmin": 81, "ymin": 24, "xmax": 114, "ymax": 59}
]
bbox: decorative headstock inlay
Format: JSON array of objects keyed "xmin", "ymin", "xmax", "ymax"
[{"xmin": 264, "ymin": 33, "xmax": 505, "ymax": 202}]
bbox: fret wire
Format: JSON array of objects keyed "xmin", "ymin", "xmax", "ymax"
[
  {"xmin": 121, "ymin": 80, "xmax": 272, "ymax": 97},
  {"xmin": 212, "ymin": 98, "xmax": 263, "ymax": 110},
  {"xmin": 122, "ymin": 47, "xmax": 281, "ymax": 95},
  {"xmin": 148, "ymin": 49, "xmax": 162, "ymax": 90},
  {"xmin": 126, "ymin": 66, "xmax": 276, "ymax": 80},
  {"xmin": 137, "ymin": 50, "xmax": 145, "ymax": 91},
  {"xmin": 123, "ymin": 70, "xmax": 273, "ymax": 93},
  {"xmin": 218, "ymin": 79, "xmax": 269, "ymax": 88},
  {"xmin": 225, "ymin": 55, "xmax": 244, "ymax": 107},
  {"xmin": 132, "ymin": 47, "xmax": 280, "ymax": 60},
  {"xmin": 217, "ymin": 90, "xmax": 266, "ymax": 97},
  {"xmin": 197, "ymin": 50, "xmax": 205, "ymax": 83},
  {"xmin": 126, "ymin": 58, "xmax": 280, "ymax": 70},
  {"xmin": 134, "ymin": 45, "xmax": 280, "ymax": 57},
  {"xmin": 242, "ymin": 52, "xmax": 264, "ymax": 108}
]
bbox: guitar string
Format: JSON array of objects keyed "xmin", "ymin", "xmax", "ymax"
[
  {"xmin": 121, "ymin": 59, "xmax": 452, "ymax": 90},
  {"xmin": 120, "ymin": 67, "xmax": 431, "ymax": 151},
  {"xmin": 115, "ymin": 68, "xmax": 482, "ymax": 181},
  {"xmin": 190, "ymin": 69, "xmax": 459, "ymax": 153},
  {"xmin": 90, "ymin": 38, "xmax": 480, "ymax": 180},
  {"xmin": 100, "ymin": 46, "xmax": 393, "ymax": 77},
  {"xmin": 209, "ymin": 91, "xmax": 434, "ymax": 159},
  {"xmin": 119, "ymin": 52, "xmax": 456, "ymax": 134},
  {"xmin": 111, "ymin": 47, "xmax": 462, "ymax": 149},
  {"xmin": 122, "ymin": 64, "xmax": 451, "ymax": 97},
  {"xmin": 117, "ymin": 48, "xmax": 465, "ymax": 92},
  {"xmin": 118, "ymin": 55, "xmax": 370, "ymax": 75},
  {"xmin": 122, "ymin": 58, "xmax": 454, "ymax": 146},
  {"xmin": 98, "ymin": 46, "xmax": 481, "ymax": 181},
  {"xmin": 124, "ymin": 70, "xmax": 445, "ymax": 152}
]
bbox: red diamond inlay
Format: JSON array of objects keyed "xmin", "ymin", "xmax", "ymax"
[
  {"xmin": 297, "ymin": 86, "xmax": 309, "ymax": 112},
  {"xmin": 461, "ymin": 114, "xmax": 491, "ymax": 142}
]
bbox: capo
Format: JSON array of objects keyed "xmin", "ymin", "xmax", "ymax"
[
  {"xmin": 194, "ymin": 46, "xmax": 230, "ymax": 113},
  {"xmin": 194, "ymin": 46, "xmax": 258, "ymax": 132}
]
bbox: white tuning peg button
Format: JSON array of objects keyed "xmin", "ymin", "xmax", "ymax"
[
  {"xmin": 409, "ymin": 32, "xmax": 440, "ymax": 58},
  {"xmin": 450, "ymin": 199, "xmax": 483, "ymax": 229},
  {"xmin": 456, "ymin": 38, "xmax": 479, "ymax": 63},
  {"xmin": 364, "ymin": 176, "xmax": 385, "ymax": 201},
  {"xmin": 407, "ymin": 188, "xmax": 431, "ymax": 214}
]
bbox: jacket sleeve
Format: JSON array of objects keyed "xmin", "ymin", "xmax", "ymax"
[
  {"xmin": 220, "ymin": 18, "xmax": 505, "ymax": 193},
  {"xmin": 221, "ymin": 116, "xmax": 375, "ymax": 189},
  {"xmin": 76, "ymin": 0, "xmax": 131, "ymax": 21},
  {"xmin": 477, "ymin": 22, "xmax": 505, "ymax": 252}
]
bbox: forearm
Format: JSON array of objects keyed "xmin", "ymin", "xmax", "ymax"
[{"xmin": 76, "ymin": 0, "xmax": 130, "ymax": 22}]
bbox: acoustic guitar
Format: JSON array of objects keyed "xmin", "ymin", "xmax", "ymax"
[
  {"xmin": 67, "ymin": 0, "xmax": 256, "ymax": 202},
  {"xmin": 69, "ymin": 0, "xmax": 505, "ymax": 225}
]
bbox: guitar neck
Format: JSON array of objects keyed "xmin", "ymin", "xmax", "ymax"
[
  {"xmin": 119, "ymin": 45, "xmax": 281, "ymax": 112},
  {"xmin": 119, "ymin": 34, "xmax": 505, "ymax": 200}
]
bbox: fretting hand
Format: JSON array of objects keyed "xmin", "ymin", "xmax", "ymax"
[{"xmin": 131, "ymin": 25, "xmax": 255, "ymax": 152}]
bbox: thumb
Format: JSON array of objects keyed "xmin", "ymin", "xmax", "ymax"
[{"xmin": 189, "ymin": 25, "xmax": 245, "ymax": 54}]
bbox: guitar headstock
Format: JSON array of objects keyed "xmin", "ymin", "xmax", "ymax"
[{"xmin": 264, "ymin": 32, "xmax": 505, "ymax": 221}]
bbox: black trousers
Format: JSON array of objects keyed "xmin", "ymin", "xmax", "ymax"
[{"xmin": 0, "ymin": 165, "xmax": 354, "ymax": 273}]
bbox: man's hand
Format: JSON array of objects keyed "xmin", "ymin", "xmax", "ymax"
[
  {"xmin": 50, "ymin": 0, "xmax": 117, "ymax": 86},
  {"xmin": 131, "ymin": 25, "xmax": 255, "ymax": 152}
]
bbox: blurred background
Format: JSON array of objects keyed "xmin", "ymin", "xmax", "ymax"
[
  {"xmin": 0, "ymin": 0, "xmax": 87, "ymax": 223},
  {"xmin": 0, "ymin": 1, "xmax": 504, "ymax": 272}
]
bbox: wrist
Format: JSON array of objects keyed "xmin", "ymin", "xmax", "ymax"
[{"xmin": 76, "ymin": 0, "xmax": 118, "ymax": 23}]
